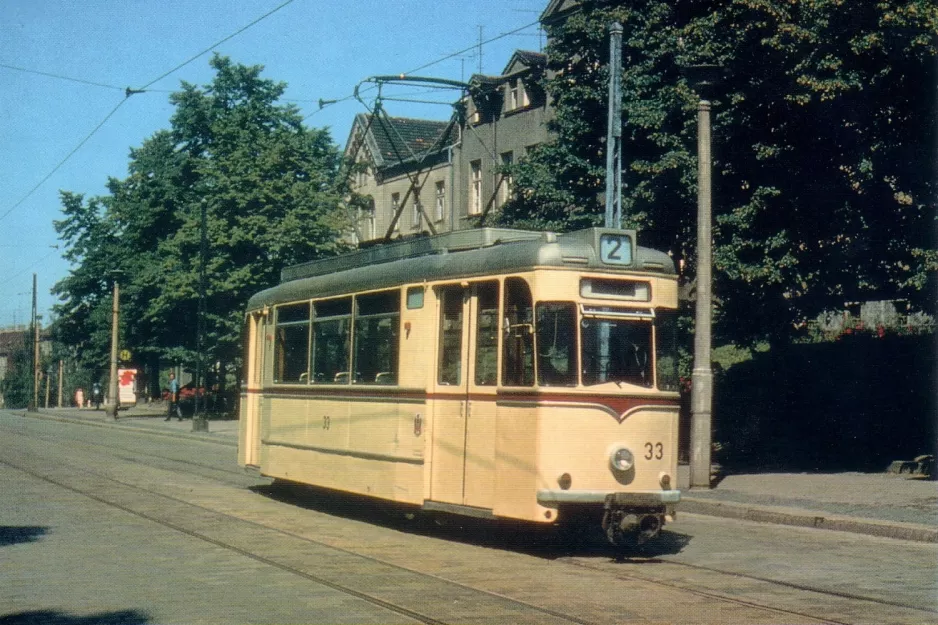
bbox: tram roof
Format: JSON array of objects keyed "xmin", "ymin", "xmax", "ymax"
[{"xmin": 247, "ymin": 227, "xmax": 675, "ymax": 311}]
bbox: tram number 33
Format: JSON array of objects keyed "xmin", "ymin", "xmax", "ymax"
[
  {"xmin": 322, "ymin": 415, "xmax": 331, "ymax": 430},
  {"xmin": 644, "ymin": 442, "xmax": 664, "ymax": 460}
]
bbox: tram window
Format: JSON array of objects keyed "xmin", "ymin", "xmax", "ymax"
[
  {"xmin": 438, "ymin": 286, "xmax": 464, "ymax": 385},
  {"xmin": 354, "ymin": 291, "xmax": 400, "ymax": 384},
  {"xmin": 274, "ymin": 302, "xmax": 311, "ymax": 383},
  {"xmin": 406, "ymin": 286, "xmax": 424, "ymax": 309},
  {"xmin": 536, "ymin": 302, "xmax": 578, "ymax": 386},
  {"xmin": 475, "ymin": 282, "xmax": 499, "ymax": 386},
  {"xmin": 655, "ymin": 309, "xmax": 681, "ymax": 391},
  {"xmin": 311, "ymin": 298, "xmax": 351, "ymax": 384},
  {"xmin": 582, "ymin": 311, "xmax": 653, "ymax": 388},
  {"xmin": 503, "ymin": 277, "xmax": 534, "ymax": 386}
]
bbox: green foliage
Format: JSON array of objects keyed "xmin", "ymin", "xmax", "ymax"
[
  {"xmin": 53, "ymin": 55, "xmax": 351, "ymax": 383},
  {"xmin": 504, "ymin": 0, "xmax": 937, "ymax": 344},
  {"xmin": 0, "ymin": 331, "xmax": 32, "ymax": 409}
]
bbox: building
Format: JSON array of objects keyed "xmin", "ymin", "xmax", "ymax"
[
  {"xmin": 345, "ymin": 115, "xmax": 458, "ymax": 243},
  {"xmin": 345, "ymin": 50, "xmax": 551, "ymax": 243}
]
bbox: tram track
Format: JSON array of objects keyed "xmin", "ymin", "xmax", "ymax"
[
  {"xmin": 560, "ymin": 554, "xmax": 938, "ymax": 617},
  {"xmin": 0, "ymin": 430, "xmax": 600, "ymax": 625},
  {"xmin": 3, "ymin": 414, "xmax": 932, "ymax": 624}
]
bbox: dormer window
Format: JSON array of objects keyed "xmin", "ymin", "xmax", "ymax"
[
  {"xmin": 506, "ymin": 79, "xmax": 528, "ymax": 112},
  {"xmin": 509, "ymin": 80, "xmax": 520, "ymax": 110}
]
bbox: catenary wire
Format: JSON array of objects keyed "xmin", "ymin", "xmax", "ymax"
[
  {"xmin": 0, "ymin": 63, "xmax": 125, "ymax": 91},
  {"xmin": 0, "ymin": 63, "xmax": 175, "ymax": 93},
  {"xmin": 138, "ymin": 0, "xmax": 297, "ymax": 90},
  {"xmin": 0, "ymin": 0, "xmax": 299, "ymax": 225},
  {"xmin": 0, "ymin": 97, "xmax": 130, "ymax": 223},
  {"xmin": 304, "ymin": 19, "xmax": 541, "ymax": 121}
]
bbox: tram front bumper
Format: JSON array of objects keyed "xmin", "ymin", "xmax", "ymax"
[{"xmin": 536, "ymin": 489, "xmax": 681, "ymax": 506}]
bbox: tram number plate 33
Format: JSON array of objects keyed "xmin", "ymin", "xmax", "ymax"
[
  {"xmin": 599, "ymin": 233, "xmax": 633, "ymax": 266},
  {"xmin": 644, "ymin": 442, "xmax": 664, "ymax": 460}
]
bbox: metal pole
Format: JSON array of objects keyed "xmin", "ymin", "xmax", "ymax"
[
  {"xmin": 192, "ymin": 199, "xmax": 209, "ymax": 432},
  {"xmin": 604, "ymin": 22, "xmax": 623, "ymax": 229},
  {"xmin": 58, "ymin": 359, "xmax": 63, "ymax": 408},
  {"xmin": 30, "ymin": 273, "xmax": 38, "ymax": 411},
  {"xmin": 105, "ymin": 280, "xmax": 120, "ymax": 421},
  {"xmin": 690, "ymin": 99, "xmax": 714, "ymax": 488},
  {"xmin": 44, "ymin": 366, "xmax": 51, "ymax": 408}
]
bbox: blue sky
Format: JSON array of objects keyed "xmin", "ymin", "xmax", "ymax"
[{"xmin": 0, "ymin": 0, "xmax": 546, "ymax": 328}]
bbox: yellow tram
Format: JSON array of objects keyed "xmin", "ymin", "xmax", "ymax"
[{"xmin": 239, "ymin": 227, "xmax": 681, "ymax": 545}]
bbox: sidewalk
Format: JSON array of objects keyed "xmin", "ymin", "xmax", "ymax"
[
  {"xmin": 16, "ymin": 407, "xmax": 938, "ymax": 543},
  {"xmin": 28, "ymin": 403, "xmax": 239, "ymax": 446}
]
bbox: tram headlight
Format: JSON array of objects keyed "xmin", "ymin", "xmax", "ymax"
[{"xmin": 609, "ymin": 445, "xmax": 634, "ymax": 472}]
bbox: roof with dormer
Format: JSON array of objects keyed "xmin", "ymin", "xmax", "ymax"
[
  {"xmin": 540, "ymin": 0, "xmax": 581, "ymax": 25},
  {"xmin": 346, "ymin": 113, "xmax": 457, "ymax": 170}
]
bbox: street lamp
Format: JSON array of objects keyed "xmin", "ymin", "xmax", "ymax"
[{"xmin": 683, "ymin": 64, "xmax": 722, "ymax": 489}]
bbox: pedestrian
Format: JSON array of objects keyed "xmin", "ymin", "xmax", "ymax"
[
  {"xmin": 165, "ymin": 372, "xmax": 182, "ymax": 421},
  {"xmin": 91, "ymin": 382, "xmax": 102, "ymax": 410}
]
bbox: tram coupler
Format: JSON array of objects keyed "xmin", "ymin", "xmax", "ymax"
[{"xmin": 601, "ymin": 496, "xmax": 665, "ymax": 546}]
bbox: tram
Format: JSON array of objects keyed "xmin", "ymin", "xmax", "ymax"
[{"xmin": 238, "ymin": 227, "xmax": 681, "ymax": 545}]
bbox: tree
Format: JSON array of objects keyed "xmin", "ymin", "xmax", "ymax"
[
  {"xmin": 0, "ymin": 330, "xmax": 32, "ymax": 409},
  {"xmin": 53, "ymin": 55, "xmax": 350, "ymax": 393},
  {"xmin": 503, "ymin": 0, "xmax": 937, "ymax": 343}
]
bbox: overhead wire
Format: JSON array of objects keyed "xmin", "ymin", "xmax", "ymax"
[
  {"xmin": 0, "ymin": 246, "xmax": 62, "ymax": 288},
  {"xmin": 0, "ymin": 0, "xmax": 298, "ymax": 224},
  {"xmin": 0, "ymin": 63, "xmax": 175, "ymax": 93},
  {"xmin": 0, "ymin": 97, "xmax": 130, "ymax": 223},
  {"xmin": 137, "ymin": 0, "xmax": 297, "ymax": 90},
  {"xmin": 305, "ymin": 18, "xmax": 541, "ymax": 120},
  {"xmin": 0, "ymin": 63, "xmax": 126, "ymax": 91}
]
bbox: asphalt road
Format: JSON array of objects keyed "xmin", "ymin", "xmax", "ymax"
[{"xmin": 2, "ymin": 410, "xmax": 935, "ymax": 625}]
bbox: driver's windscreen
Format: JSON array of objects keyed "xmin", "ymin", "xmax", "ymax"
[{"xmin": 581, "ymin": 317, "xmax": 652, "ymax": 387}]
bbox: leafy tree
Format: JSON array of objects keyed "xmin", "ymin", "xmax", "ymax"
[
  {"xmin": 0, "ymin": 330, "xmax": 32, "ymax": 409},
  {"xmin": 53, "ymin": 55, "xmax": 350, "ymax": 394},
  {"xmin": 503, "ymin": 0, "xmax": 937, "ymax": 344}
]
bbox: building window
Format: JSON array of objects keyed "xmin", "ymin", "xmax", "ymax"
[
  {"xmin": 435, "ymin": 181, "xmax": 445, "ymax": 222},
  {"xmin": 391, "ymin": 193, "xmax": 400, "ymax": 231},
  {"xmin": 469, "ymin": 161, "xmax": 482, "ymax": 216},
  {"xmin": 412, "ymin": 199, "xmax": 421, "ymax": 228},
  {"xmin": 498, "ymin": 151, "xmax": 513, "ymax": 208},
  {"xmin": 508, "ymin": 80, "xmax": 520, "ymax": 110}
]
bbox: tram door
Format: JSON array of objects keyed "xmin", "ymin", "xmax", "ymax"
[
  {"xmin": 239, "ymin": 312, "xmax": 264, "ymax": 467},
  {"xmin": 430, "ymin": 282, "xmax": 499, "ymax": 509}
]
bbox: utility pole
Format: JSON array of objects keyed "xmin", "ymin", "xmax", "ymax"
[
  {"xmin": 105, "ymin": 277, "xmax": 120, "ymax": 421},
  {"xmin": 684, "ymin": 64, "xmax": 721, "ymax": 489},
  {"xmin": 192, "ymin": 198, "xmax": 209, "ymax": 432},
  {"xmin": 478, "ymin": 25, "xmax": 483, "ymax": 74},
  {"xmin": 30, "ymin": 273, "xmax": 38, "ymax": 411},
  {"xmin": 44, "ymin": 366, "xmax": 51, "ymax": 408},
  {"xmin": 604, "ymin": 22, "xmax": 623, "ymax": 229},
  {"xmin": 58, "ymin": 359, "xmax": 63, "ymax": 408}
]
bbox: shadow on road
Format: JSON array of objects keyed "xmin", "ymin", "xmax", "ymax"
[
  {"xmin": 252, "ymin": 481, "xmax": 691, "ymax": 560},
  {"xmin": 0, "ymin": 526, "xmax": 48, "ymax": 547},
  {"xmin": 0, "ymin": 610, "xmax": 149, "ymax": 625}
]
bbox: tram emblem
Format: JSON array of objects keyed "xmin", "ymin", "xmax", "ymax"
[{"xmin": 413, "ymin": 413, "xmax": 423, "ymax": 437}]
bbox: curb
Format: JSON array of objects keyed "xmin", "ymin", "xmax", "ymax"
[
  {"xmin": 680, "ymin": 497, "xmax": 938, "ymax": 543},
  {"xmin": 20, "ymin": 410, "xmax": 238, "ymax": 448}
]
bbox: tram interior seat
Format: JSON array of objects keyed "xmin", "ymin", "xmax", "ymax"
[{"xmin": 374, "ymin": 372, "xmax": 395, "ymax": 385}]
